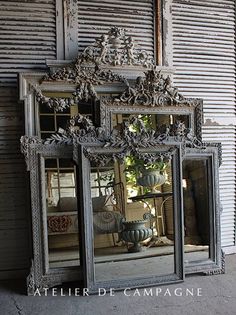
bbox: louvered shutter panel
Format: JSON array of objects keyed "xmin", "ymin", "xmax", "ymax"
[
  {"xmin": 172, "ymin": 0, "xmax": 236, "ymax": 249},
  {"xmin": 0, "ymin": 0, "xmax": 57, "ymax": 277},
  {"xmin": 78, "ymin": 0, "xmax": 155, "ymax": 59}
]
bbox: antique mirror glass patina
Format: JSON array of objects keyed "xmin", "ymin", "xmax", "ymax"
[
  {"xmin": 100, "ymin": 97, "xmax": 202, "ymax": 139},
  {"xmin": 98, "ymin": 80, "xmax": 223, "ymax": 275},
  {"xmin": 20, "ymin": 141, "xmax": 82, "ymax": 294},
  {"xmin": 73, "ymin": 114, "xmax": 184, "ymax": 291},
  {"xmin": 183, "ymin": 146, "xmax": 223, "ymax": 274}
]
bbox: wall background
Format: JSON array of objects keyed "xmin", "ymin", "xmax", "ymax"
[{"xmin": 0, "ymin": 0, "xmax": 235, "ymax": 279}]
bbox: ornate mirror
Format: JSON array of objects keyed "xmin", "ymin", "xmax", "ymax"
[
  {"xmin": 72, "ymin": 117, "xmax": 184, "ymax": 291},
  {"xmin": 99, "ymin": 68, "xmax": 203, "ymax": 140},
  {"xmin": 20, "ymin": 140, "xmax": 82, "ymax": 294},
  {"xmin": 19, "ymin": 27, "xmax": 224, "ymax": 295}
]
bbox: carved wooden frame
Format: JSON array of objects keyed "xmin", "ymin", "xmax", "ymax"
[
  {"xmin": 99, "ymin": 95, "xmax": 203, "ymax": 140},
  {"xmin": 183, "ymin": 145, "xmax": 224, "ymax": 275},
  {"xmin": 19, "ymin": 26, "xmax": 225, "ymax": 294},
  {"xmin": 73, "ymin": 143, "xmax": 184, "ymax": 292},
  {"xmin": 20, "ymin": 138, "xmax": 82, "ymax": 295}
]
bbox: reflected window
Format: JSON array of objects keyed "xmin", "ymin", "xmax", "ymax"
[{"xmin": 45, "ymin": 158, "xmax": 80, "ymax": 268}]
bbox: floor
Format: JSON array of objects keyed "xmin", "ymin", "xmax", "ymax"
[{"xmin": 1, "ymin": 254, "xmax": 236, "ymax": 315}]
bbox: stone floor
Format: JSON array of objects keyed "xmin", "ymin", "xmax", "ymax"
[{"xmin": 1, "ymin": 254, "xmax": 236, "ymax": 315}]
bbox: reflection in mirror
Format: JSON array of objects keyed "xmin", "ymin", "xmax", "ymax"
[
  {"xmin": 44, "ymin": 158, "xmax": 80, "ymax": 268},
  {"xmin": 183, "ymin": 159, "xmax": 210, "ymax": 264},
  {"xmin": 91, "ymin": 155, "xmax": 176, "ymax": 281},
  {"xmin": 38, "ymin": 94, "xmax": 95, "ymax": 140},
  {"xmin": 112, "ymin": 113, "xmax": 190, "ymax": 132}
]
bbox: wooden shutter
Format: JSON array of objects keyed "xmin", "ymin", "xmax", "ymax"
[
  {"xmin": 0, "ymin": 0, "xmax": 57, "ymax": 277},
  {"xmin": 172, "ymin": 0, "xmax": 236, "ymax": 249},
  {"xmin": 77, "ymin": 0, "xmax": 155, "ymax": 59}
]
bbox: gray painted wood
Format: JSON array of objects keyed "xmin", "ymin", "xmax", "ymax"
[
  {"xmin": 0, "ymin": 0, "xmax": 57, "ymax": 86},
  {"xmin": 172, "ymin": 0, "xmax": 236, "ymax": 248},
  {"xmin": 77, "ymin": 0, "xmax": 155, "ymax": 60},
  {"xmin": 0, "ymin": 1, "xmax": 57, "ymax": 278}
]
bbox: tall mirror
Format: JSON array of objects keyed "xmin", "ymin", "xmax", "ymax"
[
  {"xmin": 75, "ymin": 142, "xmax": 184, "ymax": 292},
  {"xmin": 44, "ymin": 157, "xmax": 80, "ymax": 269},
  {"xmin": 21, "ymin": 141, "xmax": 82, "ymax": 294},
  {"xmin": 183, "ymin": 147, "xmax": 222, "ymax": 274}
]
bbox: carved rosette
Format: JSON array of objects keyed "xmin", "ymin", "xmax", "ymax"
[{"xmin": 47, "ymin": 216, "xmax": 72, "ymax": 233}]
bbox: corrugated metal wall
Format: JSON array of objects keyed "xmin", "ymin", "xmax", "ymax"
[
  {"xmin": 77, "ymin": 0, "xmax": 155, "ymax": 59},
  {"xmin": 0, "ymin": 0, "xmax": 57, "ymax": 277},
  {"xmin": 172, "ymin": 0, "xmax": 236, "ymax": 248}
]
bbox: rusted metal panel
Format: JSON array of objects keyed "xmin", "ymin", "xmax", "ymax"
[
  {"xmin": 77, "ymin": 0, "xmax": 155, "ymax": 59},
  {"xmin": 172, "ymin": 0, "xmax": 236, "ymax": 248}
]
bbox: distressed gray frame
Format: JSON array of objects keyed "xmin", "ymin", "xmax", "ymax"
[
  {"xmin": 183, "ymin": 145, "xmax": 224, "ymax": 275},
  {"xmin": 20, "ymin": 139, "xmax": 82, "ymax": 295},
  {"xmin": 19, "ymin": 24, "xmax": 225, "ymax": 294},
  {"xmin": 99, "ymin": 95, "xmax": 203, "ymax": 140},
  {"xmin": 73, "ymin": 143, "xmax": 184, "ymax": 292}
]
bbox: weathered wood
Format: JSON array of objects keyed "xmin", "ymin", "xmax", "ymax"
[
  {"xmin": 0, "ymin": 1, "xmax": 57, "ymax": 279},
  {"xmin": 155, "ymin": 0, "xmax": 162, "ymax": 65},
  {"xmin": 77, "ymin": 0, "xmax": 155, "ymax": 59},
  {"xmin": 172, "ymin": 0, "xmax": 236, "ymax": 249}
]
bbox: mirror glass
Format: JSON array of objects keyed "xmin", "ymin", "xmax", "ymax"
[
  {"xmin": 90, "ymin": 154, "xmax": 177, "ymax": 281},
  {"xmin": 111, "ymin": 113, "xmax": 190, "ymax": 132},
  {"xmin": 44, "ymin": 157, "xmax": 80, "ymax": 268},
  {"xmin": 183, "ymin": 158, "xmax": 211, "ymax": 265},
  {"xmin": 38, "ymin": 94, "xmax": 95, "ymax": 139}
]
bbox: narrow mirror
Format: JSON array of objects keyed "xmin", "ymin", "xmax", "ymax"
[
  {"xmin": 183, "ymin": 158, "xmax": 211, "ymax": 265},
  {"xmin": 44, "ymin": 157, "xmax": 80, "ymax": 269}
]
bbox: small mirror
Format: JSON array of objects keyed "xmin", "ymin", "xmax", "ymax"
[{"xmin": 99, "ymin": 97, "xmax": 202, "ymax": 139}]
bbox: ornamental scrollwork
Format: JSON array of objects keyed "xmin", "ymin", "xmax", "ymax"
[
  {"xmin": 37, "ymin": 27, "xmax": 154, "ymax": 110},
  {"xmin": 114, "ymin": 67, "xmax": 201, "ymax": 107},
  {"xmin": 44, "ymin": 114, "xmax": 204, "ymax": 162},
  {"xmin": 20, "ymin": 135, "xmax": 42, "ymax": 170},
  {"xmin": 83, "ymin": 148, "xmax": 176, "ymax": 168},
  {"xmin": 35, "ymin": 66, "xmax": 129, "ymax": 111},
  {"xmin": 44, "ymin": 114, "xmax": 108, "ymax": 145},
  {"xmin": 75, "ymin": 26, "xmax": 153, "ymax": 69}
]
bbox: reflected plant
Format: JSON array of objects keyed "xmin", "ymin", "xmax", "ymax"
[{"xmin": 125, "ymin": 156, "xmax": 169, "ymax": 196}]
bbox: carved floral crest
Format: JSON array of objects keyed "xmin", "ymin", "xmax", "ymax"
[
  {"xmin": 35, "ymin": 27, "xmax": 153, "ymax": 110},
  {"xmin": 27, "ymin": 114, "xmax": 202, "ymax": 167},
  {"xmin": 76, "ymin": 26, "xmax": 153, "ymax": 68},
  {"xmin": 113, "ymin": 67, "xmax": 200, "ymax": 107},
  {"xmin": 32, "ymin": 27, "xmax": 198, "ymax": 112}
]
